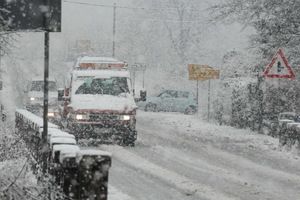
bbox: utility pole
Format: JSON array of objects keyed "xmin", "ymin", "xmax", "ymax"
[
  {"xmin": 112, "ymin": 3, "xmax": 116, "ymax": 57},
  {"xmin": 0, "ymin": 41, "xmax": 1, "ymax": 74}
]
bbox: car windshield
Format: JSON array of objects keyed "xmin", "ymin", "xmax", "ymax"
[
  {"xmin": 30, "ymin": 81, "xmax": 57, "ymax": 92},
  {"xmin": 75, "ymin": 77, "xmax": 129, "ymax": 96}
]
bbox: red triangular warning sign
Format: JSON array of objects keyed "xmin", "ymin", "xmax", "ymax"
[{"xmin": 263, "ymin": 48, "xmax": 295, "ymax": 79}]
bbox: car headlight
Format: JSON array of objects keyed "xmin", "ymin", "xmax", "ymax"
[
  {"xmin": 30, "ymin": 97, "xmax": 35, "ymax": 101},
  {"xmin": 48, "ymin": 112, "xmax": 55, "ymax": 117},
  {"xmin": 76, "ymin": 114, "xmax": 89, "ymax": 120},
  {"xmin": 120, "ymin": 115, "xmax": 131, "ymax": 121}
]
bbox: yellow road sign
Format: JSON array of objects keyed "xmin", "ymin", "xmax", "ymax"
[{"xmin": 188, "ymin": 64, "xmax": 220, "ymax": 80}]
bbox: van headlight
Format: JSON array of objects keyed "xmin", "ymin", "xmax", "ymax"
[
  {"xmin": 120, "ymin": 115, "xmax": 131, "ymax": 121},
  {"xmin": 30, "ymin": 97, "xmax": 35, "ymax": 101},
  {"xmin": 76, "ymin": 114, "xmax": 89, "ymax": 120}
]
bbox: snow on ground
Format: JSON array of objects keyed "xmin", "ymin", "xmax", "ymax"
[
  {"xmin": 100, "ymin": 110, "xmax": 300, "ymax": 200},
  {"xmin": 109, "ymin": 185, "xmax": 136, "ymax": 200},
  {"xmin": 2, "ymin": 109, "xmax": 300, "ymax": 200},
  {"xmin": 0, "ymin": 158, "xmax": 42, "ymax": 200},
  {"xmin": 103, "ymin": 145, "xmax": 236, "ymax": 200}
]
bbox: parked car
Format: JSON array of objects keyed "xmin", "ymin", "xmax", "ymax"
[
  {"xmin": 138, "ymin": 90, "xmax": 197, "ymax": 114},
  {"xmin": 277, "ymin": 112, "xmax": 298, "ymax": 146}
]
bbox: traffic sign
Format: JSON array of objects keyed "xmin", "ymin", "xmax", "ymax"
[
  {"xmin": 188, "ymin": 64, "xmax": 219, "ymax": 121},
  {"xmin": 263, "ymin": 49, "xmax": 295, "ymax": 79},
  {"xmin": 0, "ymin": 0, "xmax": 61, "ymax": 32},
  {"xmin": 188, "ymin": 64, "xmax": 220, "ymax": 81}
]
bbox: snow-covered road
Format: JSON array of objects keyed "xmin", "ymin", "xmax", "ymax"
[{"xmin": 104, "ymin": 111, "xmax": 300, "ymax": 200}]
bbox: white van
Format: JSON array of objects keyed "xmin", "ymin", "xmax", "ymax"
[{"xmin": 25, "ymin": 77, "xmax": 59, "ymax": 119}]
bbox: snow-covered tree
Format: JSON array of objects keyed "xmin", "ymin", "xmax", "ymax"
[
  {"xmin": 210, "ymin": 0, "xmax": 300, "ymax": 62},
  {"xmin": 210, "ymin": 0, "xmax": 300, "ymax": 133}
]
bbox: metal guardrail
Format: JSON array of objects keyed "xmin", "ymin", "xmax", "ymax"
[{"xmin": 15, "ymin": 109, "xmax": 112, "ymax": 200}]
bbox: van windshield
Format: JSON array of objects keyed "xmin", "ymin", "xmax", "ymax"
[
  {"xmin": 30, "ymin": 81, "xmax": 57, "ymax": 92},
  {"xmin": 75, "ymin": 77, "xmax": 130, "ymax": 96}
]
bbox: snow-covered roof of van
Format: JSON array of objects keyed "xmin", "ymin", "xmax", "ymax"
[
  {"xmin": 77, "ymin": 56, "xmax": 124, "ymax": 64},
  {"xmin": 72, "ymin": 70, "xmax": 130, "ymax": 78}
]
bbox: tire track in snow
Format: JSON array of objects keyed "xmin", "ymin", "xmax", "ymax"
[
  {"xmin": 109, "ymin": 159, "xmax": 192, "ymax": 200},
  {"xmin": 137, "ymin": 127, "xmax": 300, "ymax": 200},
  {"xmin": 101, "ymin": 145, "xmax": 238, "ymax": 200},
  {"xmin": 136, "ymin": 142, "xmax": 298, "ymax": 200},
  {"xmin": 138, "ymin": 126, "xmax": 300, "ymax": 185},
  {"xmin": 109, "ymin": 185, "xmax": 136, "ymax": 200},
  {"xmin": 138, "ymin": 111, "xmax": 300, "ymax": 175}
]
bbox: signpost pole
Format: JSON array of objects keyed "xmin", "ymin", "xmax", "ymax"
[
  {"xmin": 196, "ymin": 80, "xmax": 199, "ymax": 115},
  {"xmin": 208, "ymin": 79, "xmax": 211, "ymax": 121},
  {"xmin": 188, "ymin": 64, "xmax": 220, "ymax": 119}
]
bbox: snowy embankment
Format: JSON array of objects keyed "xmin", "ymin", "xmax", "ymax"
[{"xmin": 102, "ymin": 111, "xmax": 300, "ymax": 200}]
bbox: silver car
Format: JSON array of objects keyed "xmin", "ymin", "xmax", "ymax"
[{"xmin": 139, "ymin": 90, "xmax": 197, "ymax": 114}]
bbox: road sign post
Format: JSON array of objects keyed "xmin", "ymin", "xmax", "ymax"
[
  {"xmin": 131, "ymin": 63, "xmax": 147, "ymax": 96},
  {"xmin": 188, "ymin": 64, "xmax": 220, "ymax": 120},
  {"xmin": 208, "ymin": 79, "xmax": 211, "ymax": 121}
]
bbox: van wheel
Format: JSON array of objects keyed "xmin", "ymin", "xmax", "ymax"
[{"xmin": 145, "ymin": 103, "xmax": 157, "ymax": 112}]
